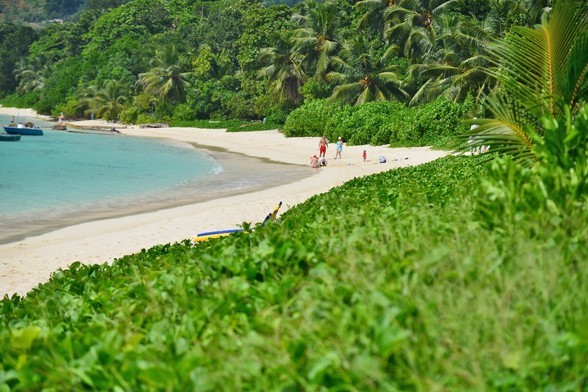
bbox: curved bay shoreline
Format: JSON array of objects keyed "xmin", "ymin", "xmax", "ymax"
[{"xmin": 0, "ymin": 107, "xmax": 449, "ymax": 297}]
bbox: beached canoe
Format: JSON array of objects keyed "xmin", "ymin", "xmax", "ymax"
[
  {"xmin": 192, "ymin": 228, "xmax": 244, "ymax": 243},
  {"xmin": 68, "ymin": 128, "xmax": 121, "ymax": 136},
  {"xmin": 4, "ymin": 126, "xmax": 43, "ymax": 136},
  {"xmin": 192, "ymin": 202, "xmax": 282, "ymax": 243},
  {"xmin": 0, "ymin": 133, "xmax": 21, "ymax": 141}
]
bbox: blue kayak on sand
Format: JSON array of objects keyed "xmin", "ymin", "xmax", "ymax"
[{"xmin": 193, "ymin": 202, "xmax": 282, "ymax": 243}]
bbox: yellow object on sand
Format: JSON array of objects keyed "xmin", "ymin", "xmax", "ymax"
[{"xmin": 192, "ymin": 202, "xmax": 282, "ymax": 243}]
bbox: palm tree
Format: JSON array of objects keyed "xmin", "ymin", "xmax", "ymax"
[
  {"xmin": 258, "ymin": 30, "xmax": 307, "ymax": 103},
  {"xmin": 137, "ymin": 45, "xmax": 192, "ymax": 104},
  {"xmin": 87, "ymin": 80, "xmax": 129, "ymax": 121},
  {"xmin": 356, "ymin": 0, "xmax": 399, "ymax": 38},
  {"xmin": 483, "ymin": 0, "xmax": 526, "ymax": 34},
  {"xmin": 467, "ymin": 0, "xmax": 588, "ymax": 160},
  {"xmin": 14, "ymin": 57, "xmax": 52, "ymax": 94},
  {"xmin": 291, "ymin": 0, "xmax": 340, "ymax": 81},
  {"xmin": 384, "ymin": 0, "xmax": 457, "ymax": 61},
  {"xmin": 327, "ymin": 36, "xmax": 408, "ymax": 105},
  {"xmin": 407, "ymin": 13, "xmax": 496, "ymax": 105}
]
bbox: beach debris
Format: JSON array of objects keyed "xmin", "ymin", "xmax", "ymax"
[{"xmin": 139, "ymin": 123, "xmax": 169, "ymax": 128}]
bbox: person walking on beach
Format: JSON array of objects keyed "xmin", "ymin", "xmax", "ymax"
[
  {"xmin": 363, "ymin": 149, "xmax": 367, "ymax": 162},
  {"xmin": 318, "ymin": 136, "xmax": 328, "ymax": 158},
  {"xmin": 334, "ymin": 137, "xmax": 343, "ymax": 159}
]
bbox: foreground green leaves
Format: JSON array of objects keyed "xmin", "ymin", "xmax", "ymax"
[{"xmin": 1, "ymin": 155, "xmax": 587, "ymax": 390}]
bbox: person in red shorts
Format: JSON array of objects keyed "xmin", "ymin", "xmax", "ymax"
[{"xmin": 318, "ymin": 135, "xmax": 328, "ymax": 157}]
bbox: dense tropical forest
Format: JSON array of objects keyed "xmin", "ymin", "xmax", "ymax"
[
  {"xmin": 1, "ymin": 0, "xmax": 587, "ymax": 389},
  {"xmin": 0, "ymin": 0, "xmax": 570, "ymax": 146}
]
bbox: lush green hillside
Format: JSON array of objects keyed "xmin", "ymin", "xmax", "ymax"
[
  {"xmin": 1, "ymin": 146, "xmax": 587, "ymax": 389},
  {"xmin": 3, "ymin": 0, "xmax": 578, "ymax": 135}
]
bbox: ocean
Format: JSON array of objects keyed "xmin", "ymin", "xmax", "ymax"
[{"xmin": 0, "ymin": 114, "xmax": 307, "ymax": 244}]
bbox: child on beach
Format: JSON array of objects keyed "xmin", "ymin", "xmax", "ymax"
[
  {"xmin": 363, "ymin": 150, "xmax": 367, "ymax": 162},
  {"xmin": 334, "ymin": 137, "xmax": 343, "ymax": 159}
]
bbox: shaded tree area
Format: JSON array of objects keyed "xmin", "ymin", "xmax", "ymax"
[
  {"xmin": 0, "ymin": 0, "xmax": 584, "ymax": 133},
  {"xmin": 0, "ymin": 23, "xmax": 37, "ymax": 95}
]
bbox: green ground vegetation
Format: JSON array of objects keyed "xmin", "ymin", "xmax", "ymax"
[
  {"xmin": 1, "ymin": 105, "xmax": 587, "ymax": 388},
  {"xmin": 1, "ymin": 0, "xmax": 587, "ymax": 389}
]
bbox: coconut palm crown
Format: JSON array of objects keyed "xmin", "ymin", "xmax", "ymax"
[
  {"xmin": 327, "ymin": 36, "xmax": 408, "ymax": 106},
  {"xmin": 468, "ymin": 0, "xmax": 588, "ymax": 161}
]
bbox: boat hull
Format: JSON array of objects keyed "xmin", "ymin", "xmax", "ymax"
[
  {"xmin": 4, "ymin": 126, "xmax": 44, "ymax": 136},
  {"xmin": 0, "ymin": 133, "xmax": 21, "ymax": 141}
]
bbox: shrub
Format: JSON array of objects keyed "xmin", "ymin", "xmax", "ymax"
[
  {"xmin": 284, "ymin": 97, "xmax": 471, "ymax": 147},
  {"xmin": 135, "ymin": 113, "xmax": 158, "ymax": 125},
  {"xmin": 413, "ymin": 96, "xmax": 472, "ymax": 147},
  {"xmin": 282, "ymin": 99, "xmax": 339, "ymax": 137},
  {"xmin": 0, "ymin": 92, "xmax": 39, "ymax": 108},
  {"xmin": 324, "ymin": 104, "xmax": 356, "ymax": 142}
]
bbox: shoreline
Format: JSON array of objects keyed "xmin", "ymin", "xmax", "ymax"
[
  {"xmin": 0, "ymin": 145, "xmax": 310, "ymax": 246},
  {"xmin": 0, "ymin": 107, "xmax": 449, "ymax": 298}
]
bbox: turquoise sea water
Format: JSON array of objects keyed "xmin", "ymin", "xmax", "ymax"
[{"xmin": 0, "ymin": 114, "xmax": 307, "ymax": 244}]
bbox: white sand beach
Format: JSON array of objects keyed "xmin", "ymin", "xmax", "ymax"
[{"xmin": 0, "ymin": 107, "xmax": 449, "ymax": 297}]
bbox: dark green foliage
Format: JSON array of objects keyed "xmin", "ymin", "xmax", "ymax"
[
  {"xmin": 325, "ymin": 101, "xmax": 402, "ymax": 145},
  {"xmin": 282, "ymin": 99, "xmax": 340, "ymax": 137},
  {"xmin": 409, "ymin": 95, "xmax": 473, "ymax": 147},
  {"xmin": 300, "ymin": 79, "xmax": 334, "ymax": 100},
  {"xmin": 477, "ymin": 106, "xmax": 588, "ymax": 231},
  {"xmin": 284, "ymin": 97, "xmax": 472, "ymax": 147},
  {"xmin": 32, "ymin": 56, "xmax": 87, "ymax": 115},
  {"xmin": 83, "ymin": 0, "xmax": 173, "ymax": 53},
  {"xmin": 263, "ymin": 0, "xmax": 302, "ymax": 6},
  {"xmin": 0, "ymin": 92, "xmax": 40, "ymax": 108},
  {"xmin": 236, "ymin": 2, "xmax": 294, "ymax": 75},
  {"xmin": 0, "ymin": 24, "xmax": 37, "ymax": 96}
]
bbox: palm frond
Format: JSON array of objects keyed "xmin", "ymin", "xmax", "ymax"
[{"xmin": 469, "ymin": 0, "xmax": 588, "ymax": 161}]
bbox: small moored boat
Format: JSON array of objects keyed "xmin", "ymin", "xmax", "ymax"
[
  {"xmin": 0, "ymin": 133, "xmax": 21, "ymax": 141},
  {"xmin": 4, "ymin": 125, "xmax": 44, "ymax": 136}
]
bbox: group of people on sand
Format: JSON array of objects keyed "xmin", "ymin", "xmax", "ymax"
[{"xmin": 311, "ymin": 135, "xmax": 344, "ymax": 168}]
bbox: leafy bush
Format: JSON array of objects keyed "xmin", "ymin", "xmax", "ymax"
[
  {"xmin": 477, "ymin": 105, "xmax": 588, "ymax": 230},
  {"xmin": 331, "ymin": 101, "xmax": 406, "ymax": 145},
  {"xmin": 0, "ymin": 92, "xmax": 39, "ymax": 108},
  {"xmin": 264, "ymin": 103, "xmax": 291, "ymax": 125},
  {"xmin": 324, "ymin": 103, "xmax": 356, "ymax": 142},
  {"xmin": 284, "ymin": 98, "xmax": 471, "ymax": 147},
  {"xmin": 282, "ymin": 99, "xmax": 339, "ymax": 137},
  {"xmin": 119, "ymin": 106, "xmax": 140, "ymax": 124},
  {"xmin": 414, "ymin": 96, "xmax": 473, "ymax": 147},
  {"xmin": 135, "ymin": 113, "xmax": 158, "ymax": 125},
  {"xmin": 54, "ymin": 97, "xmax": 84, "ymax": 119},
  {"xmin": 300, "ymin": 80, "xmax": 334, "ymax": 101},
  {"xmin": 383, "ymin": 105, "xmax": 416, "ymax": 145}
]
